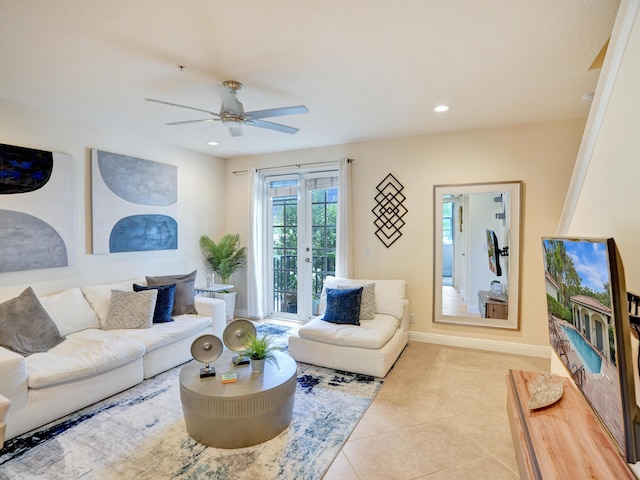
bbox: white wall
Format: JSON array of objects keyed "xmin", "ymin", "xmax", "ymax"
[
  {"xmin": 0, "ymin": 99, "xmax": 225, "ymax": 301},
  {"xmin": 224, "ymin": 119, "xmax": 584, "ymax": 349},
  {"xmin": 564, "ymin": 6, "xmax": 640, "ymax": 292}
]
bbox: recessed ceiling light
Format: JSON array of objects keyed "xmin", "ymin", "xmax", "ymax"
[
  {"xmin": 207, "ymin": 141, "xmax": 219, "ymax": 146},
  {"xmin": 434, "ymin": 105, "xmax": 450, "ymax": 113}
]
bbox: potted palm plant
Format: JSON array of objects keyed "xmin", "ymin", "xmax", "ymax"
[
  {"xmin": 199, "ymin": 233, "xmax": 247, "ymax": 322},
  {"xmin": 242, "ymin": 333, "xmax": 278, "ymax": 373}
]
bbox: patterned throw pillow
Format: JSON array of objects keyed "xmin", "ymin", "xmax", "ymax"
[
  {"xmin": 133, "ymin": 283, "xmax": 175, "ymax": 323},
  {"xmin": 322, "ymin": 287, "xmax": 363, "ymax": 325},
  {"xmin": 145, "ymin": 270, "xmax": 197, "ymax": 316},
  {"xmin": 103, "ymin": 289, "xmax": 157, "ymax": 330},
  {"xmin": 0, "ymin": 287, "xmax": 65, "ymax": 356},
  {"xmin": 338, "ymin": 283, "xmax": 375, "ymax": 320}
]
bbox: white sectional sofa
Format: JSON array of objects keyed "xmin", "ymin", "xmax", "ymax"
[
  {"xmin": 0, "ymin": 277, "xmax": 226, "ymax": 442},
  {"xmin": 288, "ymin": 276, "xmax": 409, "ymax": 377}
]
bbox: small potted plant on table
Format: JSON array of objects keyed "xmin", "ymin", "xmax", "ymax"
[{"xmin": 242, "ymin": 333, "xmax": 278, "ymax": 373}]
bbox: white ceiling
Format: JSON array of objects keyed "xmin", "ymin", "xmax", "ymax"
[{"xmin": 0, "ymin": 0, "xmax": 620, "ymax": 158}]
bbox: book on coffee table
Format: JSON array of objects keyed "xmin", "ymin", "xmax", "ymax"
[{"xmin": 221, "ymin": 373, "xmax": 238, "ymax": 384}]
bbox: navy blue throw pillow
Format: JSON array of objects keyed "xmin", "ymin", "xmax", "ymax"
[
  {"xmin": 323, "ymin": 287, "xmax": 363, "ymax": 325},
  {"xmin": 133, "ymin": 283, "xmax": 176, "ymax": 323}
]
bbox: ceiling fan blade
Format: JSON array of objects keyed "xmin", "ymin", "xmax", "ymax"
[
  {"xmin": 166, "ymin": 118, "xmax": 219, "ymax": 126},
  {"xmin": 145, "ymin": 98, "xmax": 220, "ymax": 117},
  {"xmin": 245, "ymin": 119, "xmax": 299, "ymax": 134},
  {"xmin": 244, "ymin": 105, "xmax": 308, "ymax": 120}
]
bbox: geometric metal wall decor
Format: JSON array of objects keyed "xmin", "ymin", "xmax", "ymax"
[
  {"xmin": 372, "ymin": 173, "xmax": 407, "ymax": 248},
  {"xmin": 91, "ymin": 149, "xmax": 178, "ymax": 254},
  {"xmin": 0, "ymin": 143, "xmax": 74, "ymax": 272}
]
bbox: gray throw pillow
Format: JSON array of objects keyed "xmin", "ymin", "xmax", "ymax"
[
  {"xmin": 0, "ymin": 287, "xmax": 65, "ymax": 356},
  {"xmin": 145, "ymin": 270, "xmax": 197, "ymax": 315},
  {"xmin": 103, "ymin": 289, "xmax": 157, "ymax": 330},
  {"xmin": 338, "ymin": 283, "xmax": 376, "ymax": 320}
]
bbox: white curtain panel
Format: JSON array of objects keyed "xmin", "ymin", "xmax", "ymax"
[
  {"xmin": 247, "ymin": 168, "xmax": 266, "ymax": 319},
  {"xmin": 336, "ymin": 157, "xmax": 353, "ymax": 278}
]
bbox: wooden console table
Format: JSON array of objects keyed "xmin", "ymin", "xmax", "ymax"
[
  {"xmin": 506, "ymin": 369, "xmax": 635, "ymax": 479},
  {"xmin": 478, "ymin": 290, "xmax": 508, "ymax": 319}
]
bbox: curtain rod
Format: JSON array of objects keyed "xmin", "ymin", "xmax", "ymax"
[{"xmin": 232, "ymin": 158, "xmax": 353, "ymax": 175}]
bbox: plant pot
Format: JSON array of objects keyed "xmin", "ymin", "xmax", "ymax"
[
  {"xmin": 251, "ymin": 358, "xmax": 266, "ymax": 373},
  {"xmin": 214, "ymin": 291, "xmax": 237, "ymax": 323}
]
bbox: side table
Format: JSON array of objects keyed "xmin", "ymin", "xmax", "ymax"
[{"xmin": 194, "ymin": 284, "xmax": 234, "ymax": 297}]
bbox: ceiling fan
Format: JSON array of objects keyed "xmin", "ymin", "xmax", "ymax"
[{"xmin": 146, "ymin": 80, "xmax": 308, "ymax": 137}]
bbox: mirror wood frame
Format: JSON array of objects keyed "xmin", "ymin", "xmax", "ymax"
[{"xmin": 433, "ymin": 181, "xmax": 522, "ymax": 330}]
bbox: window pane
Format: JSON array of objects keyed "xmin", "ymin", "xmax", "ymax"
[{"xmin": 442, "ymin": 202, "xmax": 453, "ymax": 245}]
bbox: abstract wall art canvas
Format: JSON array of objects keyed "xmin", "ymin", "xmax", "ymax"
[
  {"xmin": 91, "ymin": 149, "xmax": 177, "ymax": 254},
  {"xmin": 0, "ymin": 143, "xmax": 74, "ymax": 272}
]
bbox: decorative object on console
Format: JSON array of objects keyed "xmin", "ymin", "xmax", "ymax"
[
  {"xmin": 145, "ymin": 270, "xmax": 197, "ymax": 316},
  {"xmin": 323, "ymin": 287, "xmax": 363, "ymax": 325},
  {"xmin": 372, "ymin": 173, "xmax": 407, "ymax": 248},
  {"xmin": 91, "ymin": 149, "xmax": 177, "ymax": 254},
  {"xmin": 526, "ymin": 373, "xmax": 565, "ymax": 410},
  {"xmin": 190, "ymin": 334, "xmax": 223, "ymax": 378},
  {"xmin": 0, "ymin": 287, "xmax": 65, "ymax": 356},
  {"xmin": 0, "ymin": 143, "xmax": 73, "ymax": 273},
  {"xmin": 133, "ymin": 283, "xmax": 176, "ymax": 323},
  {"xmin": 223, "ymin": 318, "xmax": 256, "ymax": 365},
  {"xmin": 542, "ymin": 237, "xmax": 640, "ymax": 462}
]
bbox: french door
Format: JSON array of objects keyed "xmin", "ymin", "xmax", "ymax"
[{"xmin": 266, "ymin": 170, "xmax": 338, "ymax": 321}]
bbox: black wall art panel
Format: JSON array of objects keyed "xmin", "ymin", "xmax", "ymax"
[
  {"xmin": 0, "ymin": 143, "xmax": 53, "ymax": 194},
  {"xmin": 372, "ymin": 173, "xmax": 407, "ymax": 248},
  {"xmin": 0, "ymin": 143, "xmax": 73, "ymax": 272}
]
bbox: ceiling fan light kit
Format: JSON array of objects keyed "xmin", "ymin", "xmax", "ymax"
[{"xmin": 146, "ymin": 80, "xmax": 308, "ymax": 137}]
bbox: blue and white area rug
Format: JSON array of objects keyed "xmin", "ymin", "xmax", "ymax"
[{"xmin": 0, "ymin": 323, "xmax": 383, "ymax": 479}]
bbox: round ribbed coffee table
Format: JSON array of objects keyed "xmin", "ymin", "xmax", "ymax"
[{"xmin": 179, "ymin": 349, "xmax": 297, "ymax": 449}]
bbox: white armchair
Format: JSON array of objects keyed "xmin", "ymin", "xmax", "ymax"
[{"xmin": 288, "ymin": 277, "xmax": 409, "ymax": 377}]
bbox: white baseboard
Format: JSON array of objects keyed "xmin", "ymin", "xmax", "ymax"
[{"xmin": 409, "ymin": 330, "xmax": 551, "ymax": 358}]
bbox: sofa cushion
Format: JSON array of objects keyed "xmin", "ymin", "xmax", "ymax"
[
  {"xmin": 320, "ymin": 276, "xmax": 406, "ymax": 319},
  {"xmin": 39, "ymin": 287, "xmax": 100, "ymax": 336},
  {"xmin": 25, "ymin": 329, "xmax": 145, "ymax": 389},
  {"xmin": 299, "ymin": 313, "xmax": 399, "ymax": 349},
  {"xmin": 103, "ymin": 289, "xmax": 157, "ymax": 330},
  {"xmin": 145, "ymin": 270, "xmax": 197, "ymax": 316},
  {"xmin": 133, "ymin": 283, "xmax": 175, "ymax": 323},
  {"xmin": 0, "ymin": 287, "xmax": 65, "ymax": 357},
  {"xmin": 338, "ymin": 283, "xmax": 375, "ymax": 320},
  {"xmin": 323, "ymin": 287, "xmax": 362, "ymax": 325},
  {"xmin": 82, "ymin": 278, "xmax": 146, "ymax": 325},
  {"xmin": 110, "ymin": 315, "xmax": 212, "ymax": 354}
]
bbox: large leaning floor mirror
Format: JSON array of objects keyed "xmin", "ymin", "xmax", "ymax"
[{"xmin": 433, "ymin": 181, "xmax": 522, "ymax": 329}]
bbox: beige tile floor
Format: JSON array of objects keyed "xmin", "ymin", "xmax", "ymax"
[{"xmin": 323, "ymin": 342, "xmax": 550, "ymax": 480}]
